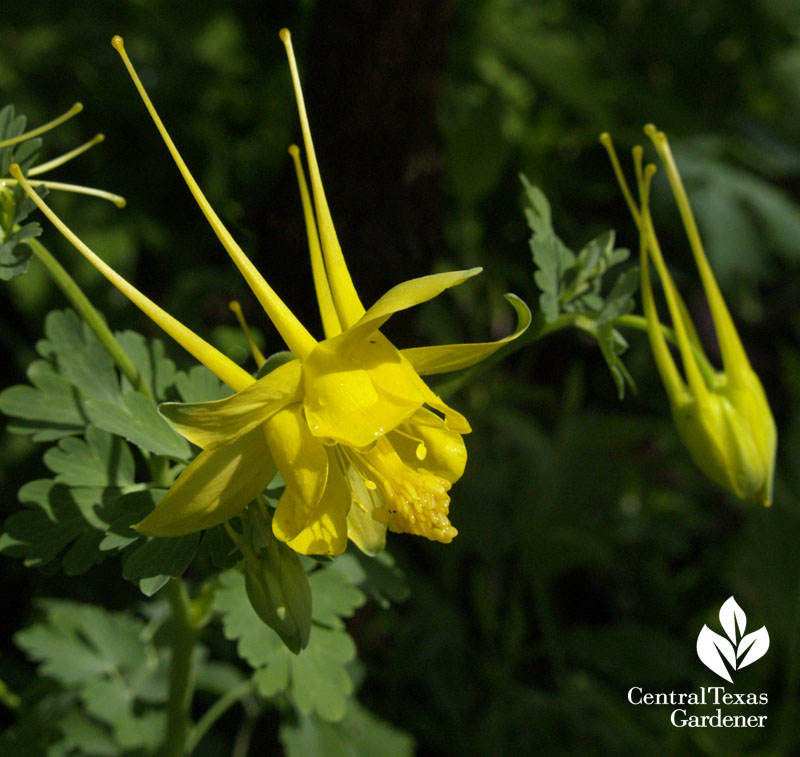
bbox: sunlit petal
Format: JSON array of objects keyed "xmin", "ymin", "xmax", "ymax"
[
  {"xmin": 159, "ymin": 360, "xmax": 302, "ymax": 449},
  {"xmin": 134, "ymin": 428, "xmax": 276, "ymax": 536},
  {"xmin": 274, "ymin": 450, "xmax": 350, "ymax": 556},
  {"xmin": 390, "ymin": 409, "xmax": 468, "ymax": 484},
  {"xmin": 264, "ymin": 405, "xmax": 329, "ymax": 527},
  {"xmin": 339, "ymin": 268, "xmax": 483, "ymax": 347},
  {"xmin": 402, "ymin": 294, "xmax": 531, "ymax": 375}
]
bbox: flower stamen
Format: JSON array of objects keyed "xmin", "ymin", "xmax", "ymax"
[{"xmin": 354, "ymin": 437, "xmax": 456, "ymax": 543}]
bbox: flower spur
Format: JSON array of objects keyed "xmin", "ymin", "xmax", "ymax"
[
  {"xmin": 1, "ymin": 102, "xmax": 125, "ymax": 208},
  {"xmin": 601, "ymin": 127, "xmax": 776, "ymax": 506},
  {"xmin": 12, "ymin": 30, "xmax": 530, "ymax": 555}
]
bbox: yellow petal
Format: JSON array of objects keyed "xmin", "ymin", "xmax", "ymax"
[
  {"xmin": 402, "ymin": 294, "xmax": 531, "ymax": 375},
  {"xmin": 342, "ymin": 455, "xmax": 387, "ymax": 557},
  {"xmin": 134, "ymin": 427, "xmax": 276, "ymax": 536},
  {"xmin": 391, "ymin": 409, "xmax": 468, "ymax": 484},
  {"xmin": 264, "ymin": 405, "xmax": 329, "ymax": 530},
  {"xmin": 339, "ymin": 268, "xmax": 483, "ymax": 347},
  {"xmin": 274, "ymin": 450, "xmax": 350, "ymax": 556},
  {"xmin": 159, "ymin": 360, "xmax": 302, "ymax": 449},
  {"xmin": 344, "ymin": 466, "xmax": 388, "ymax": 556},
  {"xmin": 302, "ymin": 335, "xmax": 425, "ymax": 448}
]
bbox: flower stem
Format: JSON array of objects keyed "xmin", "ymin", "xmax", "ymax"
[
  {"xmin": 434, "ymin": 309, "xmax": 716, "ymax": 399},
  {"xmin": 27, "ymin": 236, "xmax": 172, "ymax": 481},
  {"xmin": 27, "ymin": 236, "xmax": 153, "ymax": 399},
  {"xmin": 186, "ymin": 680, "xmax": 254, "ymax": 754},
  {"xmin": 161, "ymin": 579, "xmax": 198, "ymax": 757}
]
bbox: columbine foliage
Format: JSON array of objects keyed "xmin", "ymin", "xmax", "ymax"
[
  {"xmin": 0, "ymin": 105, "xmax": 43, "ymax": 280},
  {"xmin": 523, "ymin": 175, "xmax": 638, "ymax": 397},
  {"xmin": 0, "ymin": 305, "xmax": 413, "ymax": 752},
  {"xmin": 0, "ymin": 309, "xmax": 212, "ymax": 591}
]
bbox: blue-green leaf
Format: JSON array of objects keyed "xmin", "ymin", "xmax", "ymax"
[
  {"xmin": 214, "ymin": 568, "xmax": 359, "ymax": 721},
  {"xmin": 280, "ymin": 702, "xmax": 415, "ymax": 757},
  {"xmin": 86, "ymin": 391, "xmax": 191, "ymax": 460},
  {"xmin": 0, "ymin": 359, "xmax": 89, "ymax": 441}
]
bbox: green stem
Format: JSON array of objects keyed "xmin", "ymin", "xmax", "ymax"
[
  {"xmin": 161, "ymin": 579, "xmax": 198, "ymax": 757},
  {"xmin": 614, "ymin": 313, "xmax": 717, "ymax": 385},
  {"xmin": 28, "ymin": 236, "xmax": 172, "ymax": 481},
  {"xmin": 27, "ymin": 236, "xmax": 153, "ymax": 399},
  {"xmin": 435, "ymin": 308, "xmax": 717, "ymax": 399},
  {"xmin": 186, "ymin": 680, "xmax": 254, "ymax": 754}
]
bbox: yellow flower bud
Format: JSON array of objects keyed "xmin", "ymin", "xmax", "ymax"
[{"xmin": 601, "ymin": 127, "xmax": 777, "ymax": 505}]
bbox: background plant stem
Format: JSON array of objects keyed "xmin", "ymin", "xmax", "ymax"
[
  {"xmin": 27, "ymin": 236, "xmax": 152, "ymax": 399},
  {"xmin": 186, "ymin": 680, "xmax": 254, "ymax": 754},
  {"xmin": 161, "ymin": 579, "xmax": 198, "ymax": 757}
]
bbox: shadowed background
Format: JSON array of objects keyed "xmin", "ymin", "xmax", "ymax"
[{"xmin": 2, "ymin": 1, "xmax": 800, "ymax": 754}]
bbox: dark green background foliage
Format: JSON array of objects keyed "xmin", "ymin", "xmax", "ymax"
[{"xmin": 2, "ymin": 1, "xmax": 800, "ymax": 754}]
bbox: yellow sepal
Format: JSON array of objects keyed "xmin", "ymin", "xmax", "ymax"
[
  {"xmin": 134, "ymin": 427, "xmax": 276, "ymax": 536},
  {"xmin": 159, "ymin": 360, "xmax": 302, "ymax": 449},
  {"xmin": 402, "ymin": 294, "xmax": 531, "ymax": 375}
]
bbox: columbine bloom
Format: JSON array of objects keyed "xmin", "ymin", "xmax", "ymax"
[
  {"xmin": 12, "ymin": 31, "xmax": 529, "ymax": 555},
  {"xmin": 601, "ymin": 126, "xmax": 777, "ymax": 506}
]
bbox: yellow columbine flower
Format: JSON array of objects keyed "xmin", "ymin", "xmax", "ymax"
[
  {"xmin": 601, "ymin": 126, "xmax": 777, "ymax": 506},
  {"xmin": 11, "ymin": 31, "xmax": 529, "ymax": 556}
]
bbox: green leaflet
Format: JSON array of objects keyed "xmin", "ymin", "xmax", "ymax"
[
  {"xmin": 0, "ymin": 358, "xmax": 89, "ymax": 441},
  {"xmin": 280, "ymin": 702, "xmax": 415, "ymax": 757},
  {"xmin": 114, "ymin": 330, "xmax": 178, "ymax": 400},
  {"xmin": 522, "ymin": 175, "xmax": 575, "ymax": 322},
  {"xmin": 308, "ymin": 556, "xmax": 369, "ymax": 629},
  {"xmin": 44, "ymin": 425, "xmax": 135, "ymax": 489},
  {"xmin": 214, "ymin": 559, "xmax": 367, "ymax": 722},
  {"xmin": 121, "ymin": 531, "xmax": 202, "ymax": 596},
  {"xmin": 0, "ymin": 308, "xmax": 258, "ymax": 596},
  {"xmin": 0, "ymin": 223, "xmax": 40, "ymax": 281},
  {"xmin": 0, "ymin": 310, "xmax": 191, "ymax": 455},
  {"xmin": 347, "ymin": 551, "xmax": 409, "ymax": 609},
  {"xmin": 86, "ymin": 391, "xmax": 190, "ymax": 461},
  {"xmin": 14, "ymin": 600, "xmax": 167, "ymax": 754},
  {"xmin": 0, "ymin": 105, "xmax": 44, "ymax": 282},
  {"xmin": 0, "ymin": 427, "xmax": 136, "ymax": 575},
  {"xmin": 175, "ymin": 363, "xmax": 233, "ymax": 403},
  {"xmin": 522, "ymin": 175, "xmax": 638, "ymax": 398}
]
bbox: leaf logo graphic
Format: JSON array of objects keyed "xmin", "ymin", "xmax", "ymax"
[{"xmin": 696, "ymin": 597, "xmax": 769, "ymax": 682}]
